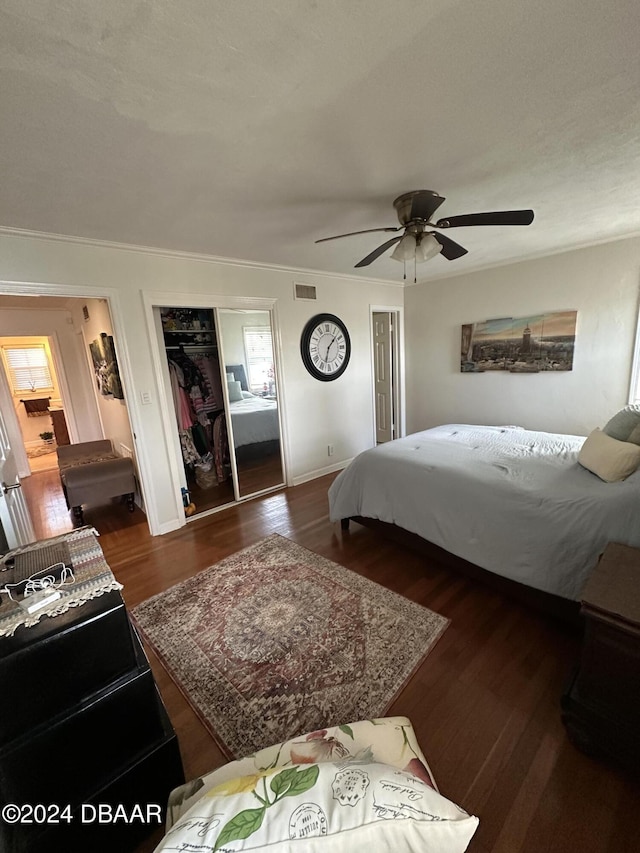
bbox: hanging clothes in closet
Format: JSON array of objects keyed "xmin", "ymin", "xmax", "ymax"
[
  {"xmin": 188, "ymin": 352, "xmax": 224, "ymax": 418},
  {"xmin": 167, "ymin": 349, "xmax": 229, "ymax": 482}
]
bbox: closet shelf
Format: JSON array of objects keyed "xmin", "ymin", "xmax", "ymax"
[
  {"xmin": 166, "ymin": 344, "xmax": 217, "ymax": 352},
  {"xmin": 163, "ymin": 329, "xmax": 213, "ymax": 334}
]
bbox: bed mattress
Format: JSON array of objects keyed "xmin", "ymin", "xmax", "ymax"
[
  {"xmin": 229, "ymin": 395, "xmax": 279, "ymax": 447},
  {"xmin": 328, "ymin": 424, "xmax": 640, "ymax": 600}
]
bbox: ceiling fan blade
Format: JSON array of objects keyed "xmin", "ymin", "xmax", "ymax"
[
  {"xmin": 315, "ymin": 226, "xmax": 401, "ymax": 244},
  {"xmin": 354, "ymin": 235, "xmax": 403, "ymax": 267},
  {"xmin": 432, "ymin": 232, "xmax": 468, "ymax": 260},
  {"xmin": 435, "ymin": 210, "xmax": 534, "ymax": 228}
]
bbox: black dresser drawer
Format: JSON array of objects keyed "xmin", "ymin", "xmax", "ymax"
[
  {"xmin": 2, "ymin": 713, "xmax": 184, "ymax": 853},
  {"xmin": 0, "ymin": 666, "xmax": 170, "ymax": 808},
  {"xmin": 0, "ymin": 591, "xmax": 137, "ymax": 747}
]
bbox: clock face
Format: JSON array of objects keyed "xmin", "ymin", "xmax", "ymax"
[{"xmin": 301, "ymin": 313, "xmax": 351, "ymax": 381}]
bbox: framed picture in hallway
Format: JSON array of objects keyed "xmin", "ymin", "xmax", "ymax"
[{"xmin": 89, "ymin": 333, "xmax": 124, "ymax": 399}]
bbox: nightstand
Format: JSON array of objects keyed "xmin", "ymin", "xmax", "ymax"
[{"xmin": 561, "ymin": 542, "xmax": 640, "ymax": 773}]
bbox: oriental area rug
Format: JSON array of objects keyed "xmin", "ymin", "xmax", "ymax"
[{"xmin": 131, "ymin": 534, "xmax": 449, "ymax": 759}]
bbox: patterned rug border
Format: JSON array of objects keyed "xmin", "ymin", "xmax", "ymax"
[
  {"xmin": 131, "ymin": 534, "xmax": 449, "ymax": 759},
  {"xmin": 130, "ymin": 606, "xmax": 239, "ymax": 761}
]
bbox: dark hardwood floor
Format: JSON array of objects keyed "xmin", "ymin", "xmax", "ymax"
[{"xmin": 21, "ymin": 470, "xmax": 640, "ymax": 852}]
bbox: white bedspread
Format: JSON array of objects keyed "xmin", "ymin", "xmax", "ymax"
[
  {"xmin": 328, "ymin": 424, "xmax": 640, "ymax": 600},
  {"xmin": 229, "ymin": 395, "xmax": 279, "ymax": 447}
]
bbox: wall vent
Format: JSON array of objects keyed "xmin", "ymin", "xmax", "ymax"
[{"xmin": 294, "ymin": 282, "xmax": 317, "ymax": 301}]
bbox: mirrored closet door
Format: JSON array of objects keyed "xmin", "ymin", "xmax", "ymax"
[
  {"xmin": 158, "ymin": 304, "xmax": 284, "ymax": 519},
  {"xmin": 217, "ymin": 308, "xmax": 284, "ymax": 499}
]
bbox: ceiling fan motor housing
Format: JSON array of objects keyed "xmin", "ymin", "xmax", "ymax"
[{"xmin": 393, "ymin": 190, "xmax": 446, "ymax": 225}]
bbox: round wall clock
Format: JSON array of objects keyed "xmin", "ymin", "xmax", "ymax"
[{"xmin": 300, "ymin": 313, "xmax": 351, "ymax": 381}]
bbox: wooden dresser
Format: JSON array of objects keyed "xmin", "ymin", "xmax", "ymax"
[
  {"xmin": 562, "ymin": 542, "xmax": 640, "ymax": 773},
  {"xmin": 49, "ymin": 407, "xmax": 70, "ymax": 446}
]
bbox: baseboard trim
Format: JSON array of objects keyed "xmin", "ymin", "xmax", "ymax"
[{"xmin": 292, "ymin": 459, "xmax": 352, "ymax": 486}]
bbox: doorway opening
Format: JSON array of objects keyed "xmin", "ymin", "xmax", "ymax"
[
  {"xmin": 0, "ymin": 293, "xmax": 145, "ymax": 543},
  {"xmin": 371, "ymin": 308, "xmax": 403, "ymax": 444},
  {"xmin": 0, "ymin": 335, "xmax": 65, "ymax": 474}
]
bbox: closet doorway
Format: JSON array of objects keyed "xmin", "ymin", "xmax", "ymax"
[
  {"xmin": 156, "ymin": 302, "xmax": 285, "ymax": 520},
  {"xmin": 371, "ymin": 307, "xmax": 404, "ymax": 444}
]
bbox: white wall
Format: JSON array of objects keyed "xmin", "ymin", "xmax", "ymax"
[
  {"xmin": 68, "ymin": 297, "xmax": 135, "ymax": 457},
  {"xmin": 0, "ymin": 233, "xmax": 403, "ymax": 534},
  {"xmin": 405, "ymin": 237, "xmax": 640, "ymax": 436},
  {"xmin": 0, "ymin": 302, "xmax": 102, "ymax": 448}
]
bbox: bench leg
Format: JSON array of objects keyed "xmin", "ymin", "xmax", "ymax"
[
  {"xmin": 72, "ymin": 505, "xmax": 84, "ymax": 525},
  {"xmin": 341, "ymin": 517, "xmax": 350, "ymax": 530}
]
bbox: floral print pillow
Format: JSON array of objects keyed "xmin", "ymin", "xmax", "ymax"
[
  {"xmin": 157, "ymin": 760, "xmax": 478, "ymax": 852},
  {"xmin": 166, "ymin": 716, "xmax": 436, "ymax": 829}
]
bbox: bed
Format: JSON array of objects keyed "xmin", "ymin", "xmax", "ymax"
[
  {"xmin": 224, "ymin": 363, "xmax": 280, "ymax": 450},
  {"xmin": 328, "ymin": 424, "xmax": 640, "ymax": 606},
  {"xmin": 228, "ymin": 392, "xmax": 280, "ymax": 448}
]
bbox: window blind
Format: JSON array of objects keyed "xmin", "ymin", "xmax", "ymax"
[
  {"xmin": 3, "ymin": 346, "xmax": 54, "ymax": 393},
  {"xmin": 243, "ymin": 326, "xmax": 274, "ymax": 392}
]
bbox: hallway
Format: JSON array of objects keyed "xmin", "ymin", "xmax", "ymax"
[
  {"xmin": 21, "ymin": 469, "xmax": 148, "ymax": 541},
  {"xmin": 25, "ymin": 446, "xmax": 59, "ymax": 474}
]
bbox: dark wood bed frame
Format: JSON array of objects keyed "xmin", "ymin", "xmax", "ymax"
[{"xmin": 341, "ymin": 516, "xmax": 582, "ymax": 628}]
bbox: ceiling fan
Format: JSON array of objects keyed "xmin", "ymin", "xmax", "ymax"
[{"xmin": 315, "ymin": 190, "xmax": 534, "ymax": 276}]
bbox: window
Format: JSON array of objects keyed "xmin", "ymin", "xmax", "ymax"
[
  {"xmin": 630, "ymin": 308, "xmax": 640, "ymax": 404},
  {"xmin": 243, "ymin": 326, "xmax": 274, "ymax": 394},
  {"xmin": 2, "ymin": 345, "xmax": 54, "ymax": 393}
]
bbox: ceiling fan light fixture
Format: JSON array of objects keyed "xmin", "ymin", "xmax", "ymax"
[
  {"xmin": 390, "ymin": 232, "xmax": 442, "ymax": 263},
  {"xmin": 390, "ymin": 233, "xmax": 418, "ymax": 262},
  {"xmin": 415, "ymin": 233, "xmax": 442, "ymax": 263}
]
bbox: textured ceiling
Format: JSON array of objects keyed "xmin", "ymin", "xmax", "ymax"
[{"xmin": 1, "ymin": 0, "xmax": 640, "ymax": 284}]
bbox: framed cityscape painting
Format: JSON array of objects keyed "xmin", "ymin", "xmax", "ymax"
[{"xmin": 461, "ymin": 311, "xmax": 577, "ymax": 373}]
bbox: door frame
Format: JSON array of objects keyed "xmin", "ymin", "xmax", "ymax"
[
  {"xmin": 0, "ymin": 329, "xmax": 80, "ymax": 478},
  {"xmin": 369, "ymin": 305, "xmax": 405, "ymax": 445},
  {"xmin": 141, "ymin": 290, "xmax": 290, "ymax": 529},
  {"xmin": 0, "ymin": 279, "xmax": 153, "ymax": 534},
  {"xmin": 0, "ymin": 350, "xmax": 36, "ymax": 546}
]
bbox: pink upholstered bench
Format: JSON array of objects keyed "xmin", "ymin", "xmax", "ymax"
[{"xmin": 57, "ymin": 440, "xmax": 136, "ymax": 525}]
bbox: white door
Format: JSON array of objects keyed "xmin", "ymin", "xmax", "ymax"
[
  {"xmin": 373, "ymin": 312, "xmax": 394, "ymax": 444},
  {"xmin": 0, "ymin": 385, "xmax": 35, "ymax": 550}
]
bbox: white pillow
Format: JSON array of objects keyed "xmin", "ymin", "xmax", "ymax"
[
  {"xmin": 577, "ymin": 428, "xmax": 640, "ymax": 482},
  {"xmin": 156, "ymin": 761, "xmax": 478, "ymax": 853},
  {"xmin": 227, "ymin": 380, "xmax": 243, "ymax": 403}
]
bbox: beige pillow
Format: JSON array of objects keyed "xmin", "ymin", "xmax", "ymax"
[{"xmin": 578, "ymin": 428, "xmax": 640, "ymax": 482}]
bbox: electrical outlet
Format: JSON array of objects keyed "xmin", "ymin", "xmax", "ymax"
[
  {"xmin": 140, "ymin": 390, "xmax": 152, "ymax": 405},
  {"xmin": 328, "ymin": 444, "xmax": 334, "ymax": 457}
]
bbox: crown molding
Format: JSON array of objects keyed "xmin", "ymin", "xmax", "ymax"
[
  {"xmin": 413, "ymin": 228, "xmax": 640, "ymax": 285},
  {"xmin": 0, "ymin": 225, "xmax": 403, "ymax": 288}
]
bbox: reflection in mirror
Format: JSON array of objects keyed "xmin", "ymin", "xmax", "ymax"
[{"xmin": 218, "ymin": 309, "xmax": 284, "ymax": 498}]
